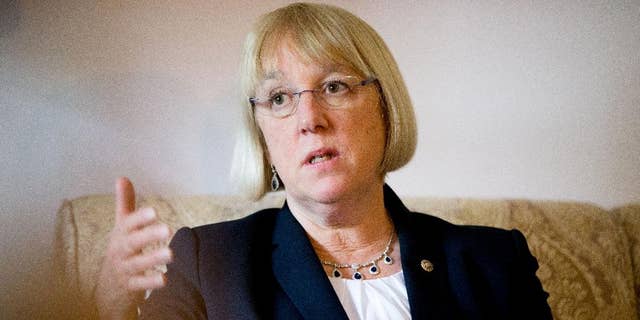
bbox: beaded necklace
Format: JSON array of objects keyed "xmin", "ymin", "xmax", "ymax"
[{"xmin": 321, "ymin": 232, "xmax": 395, "ymax": 280}]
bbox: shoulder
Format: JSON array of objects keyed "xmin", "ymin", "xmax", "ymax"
[
  {"xmin": 171, "ymin": 207, "xmax": 281, "ymax": 252},
  {"xmin": 403, "ymin": 210, "xmax": 530, "ymax": 262},
  {"xmin": 384, "ymin": 186, "xmax": 527, "ymax": 257},
  {"xmin": 193, "ymin": 207, "xmax": 280, "ymax": 236}
]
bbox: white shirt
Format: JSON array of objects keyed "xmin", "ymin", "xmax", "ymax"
[{"xmin": 328, "ymin": 271, "xmax": 411, "ymax": 320}]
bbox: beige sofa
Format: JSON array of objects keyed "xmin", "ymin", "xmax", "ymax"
[{"xmin": 53, "ymin": 192, "xmax": 640, "ymax": 319}]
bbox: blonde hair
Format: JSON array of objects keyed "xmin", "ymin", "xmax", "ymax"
[{"xmin": 231, "ymin": 2, "xmax": 417, "ymax": 199}]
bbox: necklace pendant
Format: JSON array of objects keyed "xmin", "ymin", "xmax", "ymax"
[
  {"xmin": 383, "ymin": 253, "xmax": 393, "ymax": 265},
  {"xmin": 321, "ymin": 231, "xmax": 395, "ymax": 281},
  {"xmin": 369, "ymin": 262, "xmax": 380, "ymax": 275}
]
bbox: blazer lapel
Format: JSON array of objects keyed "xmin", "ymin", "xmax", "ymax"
[
  {"xmin": 384, "ymin": 185, "xmax": 460, "ymax": 320},
  {"xmin": 271, "ymin": 204, "xmax": 349, "ymax": 320},
  {"xmin": 270, "ymin": 186, "xmax": 459, "ymax": 319}
]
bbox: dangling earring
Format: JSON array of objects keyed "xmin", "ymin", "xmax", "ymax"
[{"xmin": 270, "ymin": 165, "xmax": 280, "ymax": 191}]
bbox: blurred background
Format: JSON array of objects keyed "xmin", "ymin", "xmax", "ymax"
[{"xmin": 1, "ymin": 0, "xmax": 638, "ymax": 318}]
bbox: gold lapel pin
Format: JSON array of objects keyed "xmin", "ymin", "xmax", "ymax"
[{"xmin": 420, "ymin": 259, "xmax": 434, "ymax": 272}]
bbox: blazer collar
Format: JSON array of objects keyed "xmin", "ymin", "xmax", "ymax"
[
  {"xmin": 271, "ymin": 185, "xmax": 456, "ymax": 319},
  {"xmin": 384, "ymin": 184, "xmax": 459, "ymax": 319}
]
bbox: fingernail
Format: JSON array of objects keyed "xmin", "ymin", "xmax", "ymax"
[
  {"xmin": 143, "ymin": 208, "xmax": 156, "ymax": 219},
  {"xmin": 160, "ymin": 225, "xmax": 170, "ymax": 237}
]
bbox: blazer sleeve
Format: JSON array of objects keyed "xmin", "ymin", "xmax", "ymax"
[
  {"xmin": 139, "ymin": 227, "xmax": 207, "ymax": 320},
  {"xmin": 509, "ymin": 229, "xmax": 553, "ymax": 319}
]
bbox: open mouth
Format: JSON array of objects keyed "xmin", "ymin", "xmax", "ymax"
[
  {"xmin": 309, "ymin": 154, "xmax": 333, "ymax": 164},
  {"xmin": 304, "ymin": 149, "xmax": 338, "ymax": 165}
]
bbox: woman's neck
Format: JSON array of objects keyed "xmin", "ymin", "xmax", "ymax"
[{"xmin": 286, "ymin": 183, "xmax": 397, "ymax": 273}]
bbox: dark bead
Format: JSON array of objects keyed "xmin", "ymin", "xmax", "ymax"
[{"xmin": 353, "ymin": 272, "xmax": 362, "ymax": 280}]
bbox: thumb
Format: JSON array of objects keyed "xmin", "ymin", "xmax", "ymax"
[{"xmin": 115, "ymin": 177, "xmax": 136, "ymax": 223}]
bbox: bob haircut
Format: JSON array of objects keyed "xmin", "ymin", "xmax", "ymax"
[{"xmin": 231, "ymin": 2, "xmax": 417, "ymax": 199}]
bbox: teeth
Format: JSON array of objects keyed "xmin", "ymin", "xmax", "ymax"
[{"xmin": 310, "ymin": 154, "xmax": 331, "ymax": 164}]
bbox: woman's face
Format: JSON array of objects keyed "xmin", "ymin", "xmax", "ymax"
[{"xmin": 254, "ymin": 42, "xmax": 387, "ymax": 205}]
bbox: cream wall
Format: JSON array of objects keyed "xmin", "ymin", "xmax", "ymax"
[{"xmin": 1, "ymin": 0, "xmax": 638, "ymax": 317}]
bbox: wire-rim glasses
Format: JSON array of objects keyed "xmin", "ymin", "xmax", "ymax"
[{"xmin": 249, "ymin": 76, "xmax": 377, "ymax": 118}]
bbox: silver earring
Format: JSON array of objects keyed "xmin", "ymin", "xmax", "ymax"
[{"xmin": 270, "ymin": 165, "xmax": 280, "ymax": 191}]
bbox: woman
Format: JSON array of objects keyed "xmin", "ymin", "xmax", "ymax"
[{"xmin": 96, "ymin": 3, "xmax": 552, "ymax": 319}]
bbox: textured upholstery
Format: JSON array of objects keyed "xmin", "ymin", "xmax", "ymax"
[
  {"xmin": 53, "ymin": 193, "xmax": 640, "ymax": 319},
  {"xmin": 612, "ymin": 204, "xmax": 640, "ymax": 317}
]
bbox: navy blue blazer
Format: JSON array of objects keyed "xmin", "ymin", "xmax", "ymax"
[{"xmin": 140, "ymin": 186, "xmax": 552, "ymax": 319}]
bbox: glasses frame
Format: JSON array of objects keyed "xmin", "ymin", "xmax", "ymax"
[{"xmin": 249, "ymin": 77, "xmax": 378, "ymax": 118}]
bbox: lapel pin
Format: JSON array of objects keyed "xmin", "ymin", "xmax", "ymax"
[{"xmin": 420, "ymin": 259, "xmax": 434, "ymax": 272}]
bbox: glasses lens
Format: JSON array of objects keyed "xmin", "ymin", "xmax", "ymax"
[
  {"xmin": 319, "ymin": 77, "xmax": 361, "ymax": 108},
  {"xmin": 270, "ymin": 92, "xmax": 295, "ymax": 117},
  {"xmin": 252, "ymin": 91, "xmax": 294, "ymax": 118}
]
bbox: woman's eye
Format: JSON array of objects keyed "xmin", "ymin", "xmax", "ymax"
[
  {"xmin": 270, "ymin": 92, "xmax": 289, "ymax": 106},
  {"xmin": 325, "ymin": 81, "xmax": 348, "ymax": 94}
]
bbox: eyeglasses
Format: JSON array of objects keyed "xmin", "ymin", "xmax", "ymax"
[{"xmin": 249, "ymin": 76, "xmax": 377, "ymax": 118}]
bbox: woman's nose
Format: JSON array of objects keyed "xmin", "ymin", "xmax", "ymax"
[{"xmin": 295, "ymin": 91, "xmax": 329, "ymax": 134}]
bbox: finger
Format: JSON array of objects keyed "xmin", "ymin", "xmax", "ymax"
[
  {"xmin": 122, "ymin": 207, "xmax": 159, "ymax": 232},
  {"xmin": 115, "ymin": 177, "xmax": 136, "ymax": 224},
  {"xmin": 125, "ymin": 224, "xmax": 171, "ymax": 254},
  {"xmin": 128, "ymin": 272, "xmax": 167, "ymax": 291},
  {"xmin": 122, "ymin": 248, "xmax": 172, "ymax": 275}
]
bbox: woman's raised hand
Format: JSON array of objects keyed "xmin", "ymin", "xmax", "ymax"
[{"xmin": 95, "ymin": 177, "xmax": 173, "ymax": 320}]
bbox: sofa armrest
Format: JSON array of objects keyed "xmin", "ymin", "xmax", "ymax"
[
  {"xmin": 52, "ymin": 199, "xmax": 100, "ymax": 318},
  {"xmin": 612, "ymin": 203, "xmax": 640, "ymax": 318}
]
